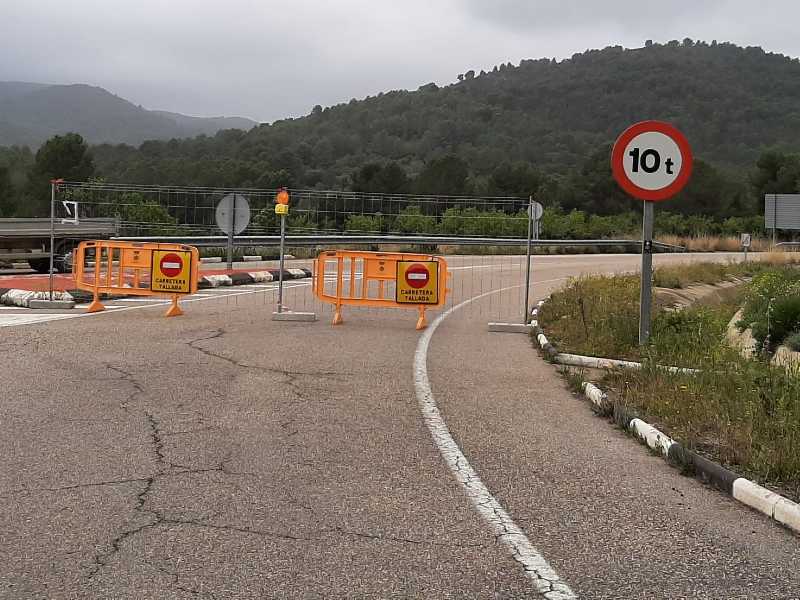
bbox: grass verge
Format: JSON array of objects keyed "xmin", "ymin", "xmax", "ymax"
[{"xmin": 538, "ymin": 260, "xmax": 800, "ymax": 502}]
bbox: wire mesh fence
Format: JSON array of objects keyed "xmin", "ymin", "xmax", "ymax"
[
  {"xmin": 183, "ymin": 249, "xmax": 533, "ymax": 327},
  {"xmin": 56, "ymin": 181, "xmax": 530, "ymax": 239}
]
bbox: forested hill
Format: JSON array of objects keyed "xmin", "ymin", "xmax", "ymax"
[
  {"xmin": 0, "ymin": 82, "xmax": 257, "ymax": 147},
  {"xmin": 92, "ymin": 40, "xmax": 800, "ymax": 194}
]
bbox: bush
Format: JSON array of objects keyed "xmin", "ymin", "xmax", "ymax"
[
  {"xmin": 738, "ymin": 267, "xmax": 800, "ymax": 349},
  {"xmin": 786, "ymin": 332, "xmax": 800, "ymax": 352}
]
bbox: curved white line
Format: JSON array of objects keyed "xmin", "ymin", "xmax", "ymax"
[{"xmin": 413, "ymin": 279, "xmax": 576, "ymax": 599}]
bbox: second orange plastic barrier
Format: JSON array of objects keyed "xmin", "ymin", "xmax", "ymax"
[{"xmin": 312, "ymin": 250, "xmax": 449, "ymax": 329}]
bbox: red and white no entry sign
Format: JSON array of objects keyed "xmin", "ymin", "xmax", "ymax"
[
  {"xmin": 159, "ymin": 253, "xmax": 183, "ymax": 278},
  {"xmin": 405, "ymin": 263, "xmax": 430, "ymax": 289},
  {"xmin": 611, "ymin": 120, "xmax": 693, "ymax": 202}
]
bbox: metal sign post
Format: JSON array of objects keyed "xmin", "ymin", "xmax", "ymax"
[
  {"xmin": 227, "ymin": 198, "xmax": 235, "ymax": 270},
  {"xmin": 523, "ymin": 198, "xmax": 543, "ymax": 325},
  {"xmin": 639, "ymin": 201, "xmax": 654, "ymax": 344},
  {"xmin": 48, "ymin": 181, "xmax": 56, "ymax": 301},
  {"xmin": 277, "ymin": 211, "xmax": 286, "ymax": 313},
  {"xmin": 611, "ymin": 121, "xmax": 693, "ymax": 346},
  {"xmin": 275, "ymin": 188, "xmax": 290, "ymax": 314}
]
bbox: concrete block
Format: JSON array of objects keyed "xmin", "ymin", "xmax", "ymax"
[
  {"xmin": 242, "ymin": 255, "xmax": 261, "ymax": 262},
  {"xmin": 582, "ymin": 382, "xmax": 607, "ymax": 409},
  {"xmin": 271, "ymin": 311, "xmax": 317, "ymax": 322},
  {"xmin": 733, "ymin": 478, "xmax": 782, "ymax": 518},
  {"xmin": 200, "ymin": 257, "xmax": 223, "ymax": 263},
  {"xmin": 29, "ymin": 299, "xmax": 75, "ymax": 309},
  {"xmin": 202, "ymin": 274, "xmax": 233, "ymax": 287},
  {"xmin": 629, "ymin": 418, "xmax": 675, "ymax": 456},
  {"xmin": 248, "ymin": 271, "xmax": 274, "ymax": 283},
  {"xmin": 774, "ymin": 497, "xmax": 800, "ymax": 533},
  {"xmin": 487, "ymin": 322, "xmax": 533, "ymax": 333}
]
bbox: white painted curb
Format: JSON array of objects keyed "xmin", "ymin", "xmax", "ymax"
[
  {"xmin": 581, "ymin": 382, "xmax": 607, "ymax": 409},
  {"xmin": 202, "ymin": 274, "xmax": 233, "ymax": 287},
  {"xmin": 629, "ymin": 418, "xmax": 675, "ymax": 457},
  {"xmin": 0, "ymin": 289, "xmax": 75, "ymax": 308},
  {"xmin": 248, "ymin": 271, "xmax": 274, "ymax": 283}
]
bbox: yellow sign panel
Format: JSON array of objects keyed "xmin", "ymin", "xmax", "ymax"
[
  {"xmin": 275, "ymin": 204, "xmax": 289, "ymax": 215},
  {"xmin": 396, "ymin": 261, "xmax": 439, "ymax": 304},
  {"xmin": 151, "ymin": 249, "xmax": 193, "ymax": 294}
]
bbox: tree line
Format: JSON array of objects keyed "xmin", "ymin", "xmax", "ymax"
[{"xmin": 0, "ymin": 131, "xmax": 791, "ymax": 241}]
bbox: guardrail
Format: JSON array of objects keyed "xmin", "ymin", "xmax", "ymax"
[
  {"xmin": 0, "ymin": 217, "xmax": 119, "ymax": 238},
  {"xmin": 775, "ymin": 242, "xmax": 800, "ymax": 249},
  {"xmin": 115, "ymin": 234, "xmax": 686, "ymax": 252}
]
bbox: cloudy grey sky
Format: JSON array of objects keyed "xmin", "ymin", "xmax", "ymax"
[{"xmin": 1, "ymin": 1, "xmax": 796, "ymax": 122}]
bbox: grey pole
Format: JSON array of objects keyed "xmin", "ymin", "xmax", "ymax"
[
  {"xmin": 226, "ymin": 193, "xmax": 235, "ymax": 269},
  {"xmin": 773, "ymin": 194, "xmax": 777, "ymax": 248},
  {"xmin": 48, "ymin": 181, "xmax": 56, "ymax": 301},
  {"xmin": 523, "ymin": 196, "xmax": 533, "ymax": 325},
  {"xmin": 639, "ymin": 201, "xmax": 654, "ymax": 345},
  {"xmin": 277, "ymin": 212, "xmax": 286, "ymax": 313}
]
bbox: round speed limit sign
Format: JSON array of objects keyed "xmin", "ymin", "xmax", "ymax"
[{"xmin": 611, "ymin": 121, "xmax": 693, "ymax": 201}]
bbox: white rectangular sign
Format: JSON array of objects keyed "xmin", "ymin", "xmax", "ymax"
[{"xmin": 765, "ymin": 194, "xmax": 800, "ymax": 231}]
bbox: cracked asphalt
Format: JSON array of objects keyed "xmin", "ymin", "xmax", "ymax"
[{"xmin": 1, "ymin": 253, "xmax": 798, "ymax": 599}]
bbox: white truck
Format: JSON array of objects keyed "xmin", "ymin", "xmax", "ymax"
[{"xmin": 0, "ymin": 217, "xmax": 118, "ymax": 272}]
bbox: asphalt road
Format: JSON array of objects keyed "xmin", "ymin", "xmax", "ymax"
[{"xmin": 1, "ymin": 253, "xmax": 798, "ymax": 599}]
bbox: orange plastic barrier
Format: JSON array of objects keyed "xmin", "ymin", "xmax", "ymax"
[
  {"xmin": 73, "ymin": 240, "xmax": 199, "ymax": 317},
  {"xmin": 312, "ymin": 250, "xmax": 449, "ymax": 329}
]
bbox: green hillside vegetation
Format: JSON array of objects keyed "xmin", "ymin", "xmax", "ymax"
[{"xmin": 3, "ymin": 40, "xmax": 800, "ymax": 236}]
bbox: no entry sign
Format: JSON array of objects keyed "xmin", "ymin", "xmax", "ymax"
[
  {"xmin": 159, "ymin": 253, "xmax": 183, "ymax": 277},
  {"xmin": 151, "ymin": 249, "xmax": 193, "ymax": 293},
  {"xmin": 396, "ymin": 261, "xmax": 439, "ymax": 304},
  {"xmin": 611, "ymin": 120, "xmax": 693, "ymax": 202},
  {"xmin": 405, "ymin": 263, "xmax": 430, "ymax": 289}
]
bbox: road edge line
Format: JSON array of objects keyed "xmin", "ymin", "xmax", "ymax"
[{"xmin": 413, "ymin": 279, "xmax": 576, "ymax": 599}]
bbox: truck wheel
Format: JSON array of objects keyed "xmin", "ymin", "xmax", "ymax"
[{"xmin": 29, "ymin": 258, "xmax": 52, "ymax": 273}]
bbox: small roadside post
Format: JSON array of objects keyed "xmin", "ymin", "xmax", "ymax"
[
  {"xmin": 523, "ymin": 198, "xmax": 544, "ymax": 326},
  {"xmin": 48, "ymin": 178, "xmax": 64, "ymax": 301},
  {"xmin": 741, "ymin": 233, "xmax": 751, "ymax": 262},
  {"xmin": 611, "ymin": 121, "xmax": 693, "ymax": 345}
]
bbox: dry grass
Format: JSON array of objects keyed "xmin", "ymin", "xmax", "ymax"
[{"xmin": 659, "ymin": 234, "xmax": 772, "ymax": 252}]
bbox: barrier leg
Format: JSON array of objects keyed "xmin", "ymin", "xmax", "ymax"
[
  {"xmin": 333, "ymin": 302, "xmax": 343, "ymax": 325},
  {"xmin": 416, "ymin": 306, "xmax": 427, "ymax": 331},
  {"xmin": 86, "ymin": 289, "xmax": 105, "ymax": 313},
  {"xmin": 165, "ymin": 294, "xmax": 183, "ymax": 317}
]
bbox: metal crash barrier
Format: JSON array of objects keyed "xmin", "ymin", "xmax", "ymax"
[
  {"xmin": 73, "ymin": 240, "xmax": 200, "ymax": 317},
  {"xmin": 313, "ymin": 250, "xmax": 449, "ymax": 329}
]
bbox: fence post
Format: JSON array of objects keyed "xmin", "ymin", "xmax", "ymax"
[
  {"xmin": 48, "ymin": 181, "xmax": 56, "ymax": 301},
  {"xmin": 523, "ymin": 196, "xmax": 534, "ymax": 325}
]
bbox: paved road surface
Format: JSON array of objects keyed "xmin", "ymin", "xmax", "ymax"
[{"xmin": 1, "ymin": 253, "xmax": 798, "ymax": 599}]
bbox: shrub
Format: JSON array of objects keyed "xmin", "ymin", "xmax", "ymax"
[
  {"xmin": 786, "ymin": 332, "xmax": 800, "ymax": 352},
  {"xmin": 739, "ymin": 267, "xmax": 800, "ymax": 348}
]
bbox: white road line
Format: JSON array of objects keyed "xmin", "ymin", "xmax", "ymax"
[{"xmin": 413, "ymin": 277, "xmax": 575, "ymax": 599}]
